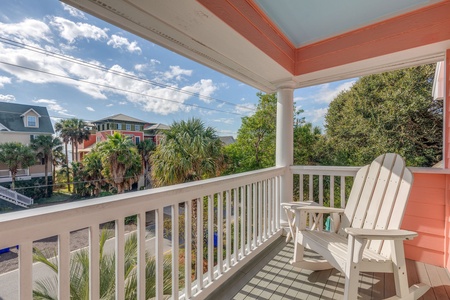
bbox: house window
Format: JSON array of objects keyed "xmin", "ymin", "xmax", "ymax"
[
  {"xmin": 41, "ymin": 157, "xmax": 45, "ymax": 165},
  {"xmin": 30, "ymin": 134, "xmax": 37, "ymax": 141},
  {"xmin": 135, "ymin": 136, "xmax": 140, "ymax": 144},
  {"xmin": 126, "ymin": 124, "xmax": 131, "ymax": 131},
  {"xmin": 27, "ymin": 116, "xmax": 37, "ymax": 127},
  {"xmin": 135, "ymin": 125, "xmax": 141, "ymax": 131},
  {"xmin": 117, "ymin": 123, "xmax": 122, "ymax": 130}
]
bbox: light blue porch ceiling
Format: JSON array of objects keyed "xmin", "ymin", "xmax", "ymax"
[{"xmin": 254, "ymin": 0, "xmax": 440, "ymax": 47}]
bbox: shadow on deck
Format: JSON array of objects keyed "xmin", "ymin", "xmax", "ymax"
[{"xmin": 207, "ymin": 237, "xmax": 450, "ymax": 300}]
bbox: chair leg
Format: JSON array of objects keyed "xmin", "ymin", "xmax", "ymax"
[{"xmin": 343, "ymin": 235, "xmax": 366, "ymax": 300}]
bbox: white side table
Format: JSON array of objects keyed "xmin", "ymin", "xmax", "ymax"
[{"xmin": 281, "ymin": 201, "xmax": 317, "ymax": 243}]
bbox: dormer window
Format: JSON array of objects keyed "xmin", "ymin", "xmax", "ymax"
[
  {"xmin": 27, "ymin": 116, "xmax": 37, "ymax": 127},
  {"xmin": 126, "ymin": 124, "xmax": 131, "ymax": 130}
]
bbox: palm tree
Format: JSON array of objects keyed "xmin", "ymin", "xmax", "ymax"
[
  {"xmin": 97, "ymin": 132, "xmax": 142, "ymax": 194},
  {"xmin": 51, "ymin": 142, "xmax": 66, "ymax": 190},
  {"xmin": 0, "ymin": 142, "xmax": 36, "ymax": 190},
  {"xmin": 31, "ymin": 135, "xmax": 62, "ymax": 197},
  {"xmin": 137, "ymin": 139, "xmax": 155, "ymax": 189},
  {"xmin": 82, "ymin": 150, "xmax": 104, "ymax": 196},
  {"xmin": 55, "ymin": 119, "xmax": 72, "ymax": 192},
  {"xmin": 33, "ymin": 230, "xmax": 176, "ymax": 299},
  {"xmin": 151, "ymin": 118, "xmax": 224, "ymax": 187},
  {"xmin": 71, "ymin": 118, "xmax": 91, "ymax": 162}
]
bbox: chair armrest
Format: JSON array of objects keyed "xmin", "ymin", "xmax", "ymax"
[
  {"xmin": 291, "ymin": 206, "xmax": 345, "ymax": 214},
  {"xmin": 345, "ymin": 228, "xmax": 418, "ymax": 240}
]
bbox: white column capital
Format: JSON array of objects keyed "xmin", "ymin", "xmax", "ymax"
[{"xmin": 275, "ymin": 80, "xmax": 297, "ymax": 90}]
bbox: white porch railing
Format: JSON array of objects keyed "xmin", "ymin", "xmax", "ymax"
[
  {"xmin": 0, "ymin": 185, "xmax": 33, "ymax": 207},
  {"xmin": 291, "ymin": 166, "xmax": 361, "ymax": 208},
  {"xmin": 0, "ymin": 167, "xmax": 284, "ymax": 300}
]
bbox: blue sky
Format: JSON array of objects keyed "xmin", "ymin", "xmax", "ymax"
[{"xmin": 0, "ymin": 0, "xmax": 356, "ymax": 137}]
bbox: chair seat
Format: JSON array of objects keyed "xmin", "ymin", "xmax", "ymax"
[{"xmin": 301, "ymin": 230, "xmax": 392, "ymax": 273}]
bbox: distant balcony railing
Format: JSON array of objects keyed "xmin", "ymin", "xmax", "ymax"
[
  {"xmin": 0, "ymin": 167, "xmax": 284, "ymax": 299},
  {"xmin": 0, "ymin": 168, "xmax": 29, "ymax": 178}
]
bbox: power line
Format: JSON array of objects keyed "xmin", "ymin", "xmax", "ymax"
[
  {"xmin": 0, "ymin": 37, "xmax": 256, "ymax": 112},
  {"xmin": 0, "ymin": 60, "xmax": 246, "ymax": 116}
]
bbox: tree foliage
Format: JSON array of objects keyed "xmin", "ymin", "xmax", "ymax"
[
  {"xmin": 96, "ymin": 132, "xmax": 141, "ymax": 194},
  {"xmin": 224, "ymin": 92, "xmax": 320, "ymax": 173},
  {"xmin": 0, "ymin": 142, "xmax": 35, "ymax": 190},
  {"xmin": 151, "ymin": 118, "xmax": 224, "ymax": 187},
  {"xmin": 31, "ymin": 135, "xmax": 62, "ymax": 196},
  {"xmin": 324, "ymin": 64, "xmax": 442, "ymax": 166}
]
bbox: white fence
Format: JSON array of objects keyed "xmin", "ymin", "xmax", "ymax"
[
  {"xmin": 0, "ymin": 167, "xmax": 284, "ymax": 300},
  {"xmin": 0, "ymin": 185, "xmax": 33, "ymax": 207}
]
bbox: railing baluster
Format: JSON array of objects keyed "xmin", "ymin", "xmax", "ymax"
[
  {"xmin": 233, "ymin": 188, "xmax": 238, "ymax": 262},
  {"xmin": 341, "ymin": 176, "xmax": 346, "ymax": 208},
  {"xmin": 330, "ymin": 175, "xmax": 335, "ymax": 207},
  {"xmin": 208, "ymin": 195, "xmax": 214, "ymax": 283},
  {"xmin": 263, "ymin": 180, "xmax": 267, "ymax": 240},
  {"xmin": 252, "ymin": 183, "xmax": 257, "ymax": 249},
  {"xmin": 309, "ymin": 174, "xmax": 313, "ymax": 201},
  {"xmin": 172, "ymin": 204, "xmax": 179, "ymax": 299},
  {"xmin": 19, "ymin": 241, "xmax": 32, "ymax": 300},
  {"xmin": 276, "ymin": 176, "xmax": 280, "ymax": 230},
  {"xmin": 197, "ymin": 198, "xmax": 203, "ymax": 292},
  {"xmin": 225, "ymin": 190, "xmax": 231, "ymax": 269},
  {"xmin": 319, "ymin": 175, "xmax": 324, "ymax": 206},
  {"xmin": 58, "ymin": 231, "xmax": 70, "ymax": 300},
  {"xmin": 217, "ymin": 192, "xmax": 223, "ymax": 275},
  {"xmin": 240, "ymin": 186, "xmax": 245, "ymax": 257},
  {"xmin": 258, "ymin": 181, "xmax": 262, "ymax": 245},
  {"xmin": 299, "ymin": 174, "xmax": 304, "ymax": 201},
  {"xmin": 116, "ymin": 217, "xmax": 125, "ymax": 300},
  {"xmin": 184, "ymin": 200, "xmax": 192, "ymax": 299},
  {"xmin": 89, "ymin": 225, "xmax": 100, "ymax": 300},
  {"xmin": 156, "ymin": 207, "xmax": 164, "ymax": 299},
  {"xmin": 246, "ymin": 184, "xmax": 251, "ymax": 252},
  {"xmin": 137, "ymin": 212, "xmax": 146, "ymax": 300}
]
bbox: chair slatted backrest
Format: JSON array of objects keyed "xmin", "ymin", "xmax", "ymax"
[{"xmin": 337, "ymin": 154, "xmax": 413, "ymax": 257}]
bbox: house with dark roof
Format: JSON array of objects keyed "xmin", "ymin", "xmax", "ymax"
[{"xmin": 0, "ymin": 102, "xmax": 54, "ymax": 183}]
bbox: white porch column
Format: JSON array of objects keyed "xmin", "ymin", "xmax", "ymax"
[{"xmin": 276, "ymin": 81, "xmax": 295, "ymax": 226}]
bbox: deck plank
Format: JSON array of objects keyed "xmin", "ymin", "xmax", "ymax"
[{"xmin": 206, "ymin": 239, "xmax": 450, "ymax": 300}]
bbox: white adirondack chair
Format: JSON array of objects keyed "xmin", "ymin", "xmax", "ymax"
[{"xmin": 291, "ymin": 153, "xmax": 429, "ymax": 299}]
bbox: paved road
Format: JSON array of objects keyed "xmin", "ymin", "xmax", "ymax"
[{"xmin": 0, "ymin": 233, "xmax": 172, "ymax": 300}]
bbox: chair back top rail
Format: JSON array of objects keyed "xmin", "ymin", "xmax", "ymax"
[{"xmin": 291, "ymin": 165, "xmax": 360, "ymax": 177}]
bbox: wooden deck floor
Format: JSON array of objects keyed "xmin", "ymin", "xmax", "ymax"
[{"xmin": 208, "ymin": 238, "xmax": 450, "ymax": 300}]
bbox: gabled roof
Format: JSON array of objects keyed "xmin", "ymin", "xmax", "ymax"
[
  {"xmin": 219, "ymin": 136, "xmax": 235, "ymax": 146},
  {"xmin": 144, "ymin": 123, "xmax": 170, "ymax": 131},
  {"xmin": 20, "ymin": 108, "xmax": 41, "ymax": 118},
  {"xmin": 0, "ymin": 102, "xmax": 54, "ymax": 134},
  {"xmin": 93, "ymin": 114, "xmax": 148, "ymax": 124}
]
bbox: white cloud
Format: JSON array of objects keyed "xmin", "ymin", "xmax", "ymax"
[
  {"xmin": 107, "ymin": 34, "xmax": 141, "ymax": 54},
  {"xmin": 50, "ymin": 17, "xmax": 108, "ymax": 43},
  {"xmin": 0, "ymin": 19, "xmax": 52, "ymax": 43},
  {"xmin": 119, "ymin": 101, "xmax": 127, "ymax": 105},
  {"xmin": 213, "ymin": 118, "xmax": 234, "ymax": 124},
  {"xmin": 106, "ymin": 103, "xmax": 113, "ymax": 107},
  {"xmin": 86, "ymin": 106, "xmax": 95, "ymax": 111},
  {"xmin": 32, "ymin": 99, "xmax": 74, "ymax": 116},
  {"xmin": 315, "ymin": 80, "xmax": 356, "ymax": 104},
  {"xmin": 294, "ymin": 96, "xmax": 306, "ymax": 102},
  {"xmin": 61, "ymin": 3, "xmax": 87, "ymax": 19},
  {"xmin": 163, "ymin": 66, "xmax": 192, "ymax": 81},
  {"xmin": 0, "ymin": 76, "xmax": 11, "ymax": 88},
  {"xmin": 0, "ymin": 94, "xmax": 15, "ymax": 102},
  {"xmin": 181, "ymin": 79, "xmax": 216, "ymax": 103},
  {"xmin": 135, "ymin": 59, "xmax": 160, "ymax": 72},
  {"xmin": 304, "ymin": 107, "xmax": 328, "ymax": 124},
  {"xmin": 235, "ymin": 103, "xmax": 256, "ymax": 116}
]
